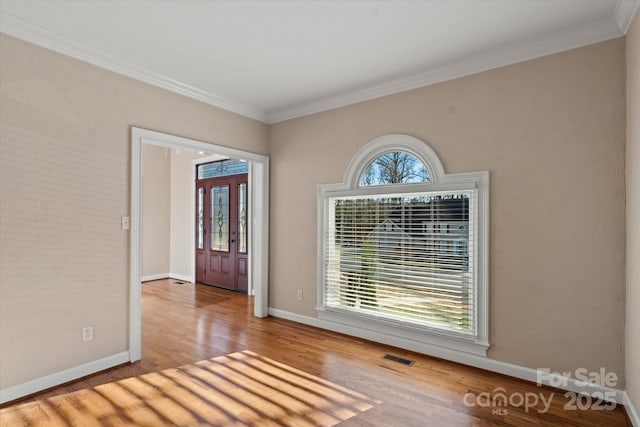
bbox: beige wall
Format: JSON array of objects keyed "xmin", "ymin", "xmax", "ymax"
[
  {"xmin": 0, "ymin": 34, "xmax": 268, "ymax": 389},
  {"xmin": 270, "ymin": 38, "xmax": 626, "ymax": 379},
  {"xmin": 142, "ymin": 144, "xmax": 170, "ymax": 278},
  {"xmin": 170, "ymin": 149, "xmax": 202, "ymax": 279},
  {"xmin": 0, "ymin": 29, "xmax": 631, "ymax": 395},
  {"xmin": 142, "ymin": 146, "xmax": 204, "ymax": 281},
  {"xmin": 626, "ymin": 10, "xmax": 640, "ymax": 414}
]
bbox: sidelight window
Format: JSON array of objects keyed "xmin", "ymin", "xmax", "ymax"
[{"xmin": 238, "ymin": 183, "xmax": 248, "ymax": 254}]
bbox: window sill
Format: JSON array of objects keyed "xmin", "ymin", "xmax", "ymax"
[{"xmin": 316, "ymin": 306, "xmax": 489, "ymax": 357}]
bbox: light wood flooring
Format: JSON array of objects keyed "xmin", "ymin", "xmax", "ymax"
[{"xmin": 1, "ymin": 279, "xmax": 632, "ymax": 426}]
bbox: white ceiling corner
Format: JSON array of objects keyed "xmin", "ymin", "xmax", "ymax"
[
  {"xmin": 0, "ymin": 11, "xmax": 268, "ymax": 122},
  {"xmin": 265, "ymin": 13, "xmax": 626, "ymax": 123},
  {"xmin": 613, "ymin": 0, "xmax": 640, "ymax": 33},
  {"xmin": 0, "ymin": 1, "xmax": 638, "ymax": 125}
]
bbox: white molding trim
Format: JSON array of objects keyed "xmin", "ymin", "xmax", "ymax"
[
  {"xmin": 268, "ymin": 308, "xmax": 628, "ymax": 405},
  {"xmin": 1, "ymin": 8, "xmax": 631, "ymax": 126},
  {"xmin": 130, "ymin": 127, "xmax": 270, "ymax": 363},
  {"xmin": 613, "ymin": 0, "xmax": 640, "ymax": 34},
  {"xmin": 0, "ymin": 351, "xmax": 129, "ymax": 404},
  {"xmin": 626, "ymin": 392, "xmax": 640, "ymax": 427},
  {"xmin": 343, "ymin": 134, "xmax": 446, "ymax": 188},
  {"xmin": 141, "ymin": 273, "xmax": 170, "ymax": 282},
  {"xmin": 317, "ymin": 308, "xmax": 488, "ymax": 357},
  {"xmin": 267, "ymin": 19, "xmax": 623, "ymax": 123},
  {"xmin": 130, "ymin": 128, "xmax": 143, "ymax": 362},
  {"xmin": 0, "ymin": 12, "xmax": 267, "ymax": 123},
  {"xmin": 169, "ymin": 273, "xmax": 193, "ymax": 283}
]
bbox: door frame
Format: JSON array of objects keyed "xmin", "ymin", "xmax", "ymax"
[{"xmin": 129, "ymin": 127, "xmax": 269, "ymax": 362}]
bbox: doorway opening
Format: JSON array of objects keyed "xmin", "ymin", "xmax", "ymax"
[{"xmin": 130, "ymin": 127, "xmax": 269, "ymax": 362}]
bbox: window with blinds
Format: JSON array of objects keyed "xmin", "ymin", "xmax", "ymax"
[
  {"xmin": 317, "ymin": 135, "xmax": 488, "ymax": 355},
  {"xmin": 324, "ymin": 190, "xmax": 476, "ymax": 334}
]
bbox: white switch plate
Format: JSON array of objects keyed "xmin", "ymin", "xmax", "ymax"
[{"xmin": 121, "ymin": 216, "xmax": 130, "ymax": 230}]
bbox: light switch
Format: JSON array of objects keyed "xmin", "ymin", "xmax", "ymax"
[{"xmin": 121, "ymin": 216, "xmax": 130, "ymax": 230}]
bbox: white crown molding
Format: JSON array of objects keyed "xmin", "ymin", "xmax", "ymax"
[
  {"xmin": 266, "ymin": 19, "xmax": 624, "ymax": 123},
  {"xmin": 0, "ymin": 12, "xmax": 268, "ymax": 123},
  {"xmin": 613, "ymin": 0, "xmax": 640, "ymax": 34},
  {"xmin": 1, "ymin": 6, "xmax": 633, "ymax": 126}
]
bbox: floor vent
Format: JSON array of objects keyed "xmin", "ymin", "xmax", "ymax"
[
  {"xmin": 173, "ymin": 281, "xmax": 186, "ymax": 285},
  {"xmin": 383, "ymin": 354, "xmax": 414, "ymax": 366}
]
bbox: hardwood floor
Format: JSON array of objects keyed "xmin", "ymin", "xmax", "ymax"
[
  {"xmin": 0, "ymin": 351, "xmax": 382, "ymax": 426},
  {"xmin": 1, "ymin": 279, "xmax": 631, "ymax": 426}
]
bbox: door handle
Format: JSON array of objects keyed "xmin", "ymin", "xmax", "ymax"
[{"xmin": 231, "ymin": 239, "xmax": 236, "ymax": 243}]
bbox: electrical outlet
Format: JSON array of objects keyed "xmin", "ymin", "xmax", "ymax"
[
  {"xmin": 297, "ymin": 290, "xmax": 303, "ymax": 301},
  {"xmin": 82, "ymin": 326, "xmax": 94, "ymax": 342},
  {"xmin": 121, "ymin": 216, "xmax": 130, "ymax": 230}
]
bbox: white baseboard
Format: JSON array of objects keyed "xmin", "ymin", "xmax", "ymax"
[
  {"xmin": 0, "ymin": 351, "xmax": 130, "ymax": 404},
  {"xmin": 169, "ymin": 273, "xmax": 193, "ymax": 283},
  {"xmin": 625, "ymin": 392, "xmax": 640, "ymax": 427},
  {"xmin": 2, "ymin": 309, "xmax": 634, "ymax": 421},
  {"xmin": 141, "ymin": 273, "xmax": 193, "ymax": 283},
  {"xmin": 268, "ymin": 308, "xmax": 627, "ymax": 404},
  {"xmin": 141, "ymin": 273, "xmax": 170, "ymax": 282}
]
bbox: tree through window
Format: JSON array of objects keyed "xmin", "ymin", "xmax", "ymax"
[{"xmin": 360, "ymin": 151, "xmax": 430, "ymax": 186}]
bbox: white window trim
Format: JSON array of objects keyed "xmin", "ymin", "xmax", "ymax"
[{"xmin": 316, "ymin": 134, "xmax": 489, "ymax": 356}]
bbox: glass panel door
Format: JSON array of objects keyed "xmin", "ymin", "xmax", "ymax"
[
  {"xmin": 238, "ymin": 182, "xmax": 247, "ymax": 254},
  {"xmin": 211, "ymin": 185, "xmax": 230, "ymax": 252},
  {"xmin": 197, "ymin": 187, "xmax": 204, "ymax": 250}
]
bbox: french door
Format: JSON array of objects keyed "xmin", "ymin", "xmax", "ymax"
[{"xmin": 195, "ymin": 174, "xmax": 248, "ymax": 292}]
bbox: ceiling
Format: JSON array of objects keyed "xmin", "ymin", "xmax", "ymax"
[{"xmin": 0, "ymin": 1, "xmax": 638, "ymax": 123}]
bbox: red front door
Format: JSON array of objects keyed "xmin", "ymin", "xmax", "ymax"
[{"xmin": 195, "ymin": 174, "xmax": 248, "ymax": 292}]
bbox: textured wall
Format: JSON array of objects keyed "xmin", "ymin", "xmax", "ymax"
[
  {"xmin": 0, "ymin": 34, "xmax": 268, "ymax": 389},
  {"xmin": 270, "ymin": 38, "xmax": 626, "ymax": 380},
  {"xmin": 626, "ymin": 9, "xmax": 640, "ymax": 414},
  {"xmin": 141, "ymin": 144, "xmax": 170, "ymax": 278}
]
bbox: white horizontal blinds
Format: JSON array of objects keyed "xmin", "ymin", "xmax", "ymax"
[{"xmin": 325, "ymin": 190, "xmax": 476, "ymax": 334}]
